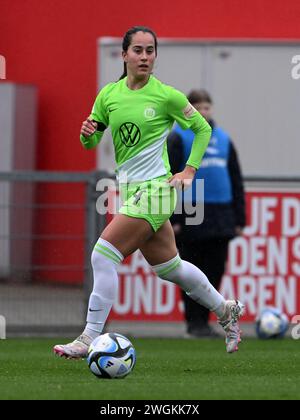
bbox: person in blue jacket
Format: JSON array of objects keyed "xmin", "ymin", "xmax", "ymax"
[{"xmin": 168, "ymin": 89, "xmax": 246, "ymax": 337}]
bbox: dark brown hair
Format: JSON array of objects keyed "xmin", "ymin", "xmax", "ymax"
[{"xmin": 119, "ymin": 26, "xmax": 158, "ymax": 80}]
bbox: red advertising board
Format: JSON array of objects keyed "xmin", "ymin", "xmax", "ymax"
[{"xmin": 110, "ymin": 189, "xmax": 300, "ymax": 322}]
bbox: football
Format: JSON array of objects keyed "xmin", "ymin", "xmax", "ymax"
[
  {"xmin": 256, "ymin": 307, "xmax": 289, "ymax": 339},
  {"xmin": 87, "ymin": 333, "xmax": 136, "ymax": 379}
]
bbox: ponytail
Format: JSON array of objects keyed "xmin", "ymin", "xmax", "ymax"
[{"xmin": 119, "ymin": 62, "xmax": 127, "ymax": 80}]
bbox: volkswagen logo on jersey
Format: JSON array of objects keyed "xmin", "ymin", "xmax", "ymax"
[{"xmin": 119, "ymin": 122, "xmax": 141, "ymax": 147}]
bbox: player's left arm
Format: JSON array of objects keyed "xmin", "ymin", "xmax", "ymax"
[{"xmin": 167, "ymin": 88, "xmax": 212, "ymax": 188}]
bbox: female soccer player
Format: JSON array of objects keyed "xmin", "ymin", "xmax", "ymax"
[{"xmin": 54, "ymin": 26, "xmax": 244, "ymax": 358}]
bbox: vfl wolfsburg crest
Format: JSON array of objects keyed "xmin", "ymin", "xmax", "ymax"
[
  {"xmin": 144, "ymin": 107, "xmax": 156, "ymax": 119},
  {"xmin": 119, "ymin": 122, "xmax": 141, "ymax": 147}
]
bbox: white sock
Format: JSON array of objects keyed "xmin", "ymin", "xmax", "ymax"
[
  {"xmin": 152, "ymin": 254, "xmax": 225, "ymax": 315},
  {"xmin": 83, "ymin": 238, "xmax": 124, "ymax": 340}
]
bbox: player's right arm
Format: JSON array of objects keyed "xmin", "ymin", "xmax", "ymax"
[{"xmin": 80, "ymin": 87, "xmax": 109, "ymax": 149}]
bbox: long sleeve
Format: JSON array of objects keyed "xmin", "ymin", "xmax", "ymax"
[
  {"xmin": 186, "ymin": 114, "xmax": 211, "ymax": 169},
  {"xmin": 80, "ymin": 130, "xmax": 104, "ymax": 150},
  {"xmin": 80, "ymin": 86, "xmax": 109, "ymax": 149},
  {"xmin": 167, "ymin": 88, "xmax": 211, "ymax": 170},
  {"xmin": 228, "ymin": 141, "xmax": 246, "ymax": 228}
]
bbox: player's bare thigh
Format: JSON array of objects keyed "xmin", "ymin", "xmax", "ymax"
[
  {"xmin": 139, "ymin": 220, "xmax": 178, "ymax": 266},
  {"xmin": 101, "ymin": 214, "xmax": 154, "ymax": 258}
]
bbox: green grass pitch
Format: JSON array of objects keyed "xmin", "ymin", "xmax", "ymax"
[{"xmin": 0, "ymin": 338, "xmax": 299, "ymax": 400}]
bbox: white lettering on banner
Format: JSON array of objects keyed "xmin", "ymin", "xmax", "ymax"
[
  {"xmin": 114, "ymin": 275, "xmax": 132, "ymax": 314},
  {"xmin": 134, "ymin": 275, "xmax": 152, "ymax": 314},
  {"xmin": 261, "ymin": 198, "xmax": 277, "ymax": 235},
  {"xmin": 245, "ymin": 196, "xmax": 300, "ymax": 237},
  {"xmin": 292, "ymin": 238, "xmax": 300, "ymax": 275},
  {"xmin": 118, "ymin": 263, "xmax": 131, "ymax": 275},
  {"xmin": 276, "ymin": 277, "xmax": 296, "ymax": 314},
  {"xmin": 155, "ymin": 279, "xmax": 175, "ymax": 314},
  {"xmin": 268, "ymin": 238, "xmax": 288, "ymax": 275},
  {"xmin": 220, "ymin": 276, "xmax": 296, "ymax": 316},
  {"xmin": 282, "ymin": 198, "xmax": 300, "ymax": 236},
  {"xmin": 244, "ymin": 197, "xmax": 259, "ymax": 236},
  {"xmin": 229, "ymin": 237, "xmax": 248, "ymax": 274},
  {"xmin": 229, "ymin": 237, "xmax": 288, "ymax": 275},
  {"xmin": 114, "ymin": 269, "xmax": 176, "ymax": 316},
  {"xmin": 258, "ymin": 277, "xmax": 274, "ymax": 310},
  {"xmin": 238, "ymin": 276, "xmax": 257, "ymax": 315},
  {"xmin": 250, "ymin": 237, "xmax": 266, "ymax": 275},
  {"xmin": 244, "ymin": 197, "xmax": 277, "ymax": 236}
]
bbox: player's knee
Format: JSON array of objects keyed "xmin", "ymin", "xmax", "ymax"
[
  {"xmin": 91, "ymin": 239, "xmax": 124, "ymax": 269},
  {"xmin": 91, "ymin": 249, "xmax": 114, "ymax": 270},
  {"xmin": 151, "ymin": 255, "xmax": 183, "ymax": 281},
  {"xmin": 91, "ymin": 249, "xmax": 102, "ymax": 270}
]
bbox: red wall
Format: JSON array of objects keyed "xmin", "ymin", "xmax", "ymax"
[
  {"xmin": 1, "ymin": 0, "xmax": 300, "ymax": 284},
  {"xmin": 1, "ymin": 0, "xmax": 300, "ymax": 172}
]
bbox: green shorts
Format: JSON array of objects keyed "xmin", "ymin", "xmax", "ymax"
[{"xmin": 119, "ymin": 176, "xmax": 177, "ymax": 232}]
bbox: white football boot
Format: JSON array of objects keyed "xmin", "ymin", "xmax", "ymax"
[
  {"xmin": 53, "ymin": 334, "xmax": 93, "ymax": 359},
  {"xmin": 218, "ymin": 300, "xmax": 245, "ymax": 353}
]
